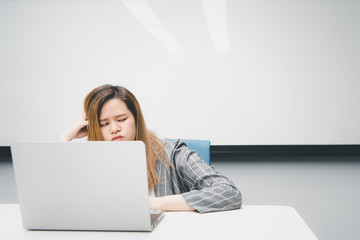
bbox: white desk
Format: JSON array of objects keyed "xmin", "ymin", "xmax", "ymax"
[{"xmin": 0, "ymin": 204, "xmax": 318, "ymax": 240}]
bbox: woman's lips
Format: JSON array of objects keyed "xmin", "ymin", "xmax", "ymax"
[{"xmin": 112, "ymin": 136, "xmax": 123, "ymax": 141}]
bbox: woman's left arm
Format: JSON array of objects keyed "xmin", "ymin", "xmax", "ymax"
[{"xmin": 170, "ymin": 140, "xmax": 242, "ymax": 213}]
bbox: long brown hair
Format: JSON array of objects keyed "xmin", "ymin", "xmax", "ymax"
[{"xmin": 84, "ymin": 84, "xmax": 170, "ymax": 189}]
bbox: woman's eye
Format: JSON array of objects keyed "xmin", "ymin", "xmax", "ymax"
[
  {"xmin": 100, "ymin": 123, "xmax": 109, "ymax": 127},
  {"xmin": 118, "ymin": 118, "xmax": 127, "ymax": 122}
]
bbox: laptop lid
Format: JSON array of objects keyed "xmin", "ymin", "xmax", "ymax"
[{"xmin": 11, "ymin": 141, "xmax": 157, "ymax": 231}]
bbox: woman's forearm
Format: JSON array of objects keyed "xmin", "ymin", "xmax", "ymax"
[{"xmin": 149, "ymin": 195, "xmax": 195, "ymax": 211}]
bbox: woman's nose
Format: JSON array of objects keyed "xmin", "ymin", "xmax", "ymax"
[{"xmin": 111, "ymin": 122, "xmax": 121, "ymax": 134}]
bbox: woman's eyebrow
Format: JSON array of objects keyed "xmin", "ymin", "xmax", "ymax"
[{"xmin": 99, "ymin": 114, "xmax": 127, "ymax": 122}]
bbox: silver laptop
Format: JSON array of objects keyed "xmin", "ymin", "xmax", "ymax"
[{"xmin": 11, "ymin": 141, "xmax": 164, "ymax": 231}]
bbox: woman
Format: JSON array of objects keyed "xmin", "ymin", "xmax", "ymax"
[{"xmin": 61, "ymin": 84, "xmax": 242, "ymax": 213}]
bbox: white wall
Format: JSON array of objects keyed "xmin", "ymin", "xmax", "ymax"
[{"xmin": 1, "ymin": 0, "xmax": 359, "ymax": 145}]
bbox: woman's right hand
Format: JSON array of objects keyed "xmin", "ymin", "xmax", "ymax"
[{"xmin": 60, "ymin": 113, "xmax": 89, "ymax": 142}]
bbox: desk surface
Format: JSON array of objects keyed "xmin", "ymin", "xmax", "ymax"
[{"xmin": 0, "ymin": 204, "xmax": 318, "ymax": 240}]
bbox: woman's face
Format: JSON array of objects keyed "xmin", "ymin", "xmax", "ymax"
[{"xmin": 99, "ymin": 98, "xmax": 136, "ymax": 141}]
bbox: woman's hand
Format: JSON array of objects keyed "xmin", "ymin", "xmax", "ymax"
[{"xmin": 60, "ymin": 113, "xmax": 89, "ymax": 142}]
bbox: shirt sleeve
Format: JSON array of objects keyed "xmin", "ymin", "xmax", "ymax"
[{"xmin": 169, "ymin": 139, "xmax": 242, "ymax": 213}]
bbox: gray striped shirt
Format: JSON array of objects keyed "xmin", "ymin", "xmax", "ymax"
[{"xmin": 155, "ymin": 139, "xmax": 242, "ymax": 213}]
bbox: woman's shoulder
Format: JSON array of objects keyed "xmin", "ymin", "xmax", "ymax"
[
  {"xmin": 161, "ymin": 138, "xmax": 186, "ymax": 151},
  {"xmin": 161, "ymin": 138, "xmax": 192, "ymax": 164}
]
